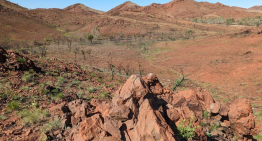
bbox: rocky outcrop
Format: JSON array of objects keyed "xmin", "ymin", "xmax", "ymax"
[
  {"xmin": 48, "ymin": 73, "xmax": 257, "ymax": 141},
  {"xmin": 0, "ymin": 47, "xmax": 40, "ymax": 72}
]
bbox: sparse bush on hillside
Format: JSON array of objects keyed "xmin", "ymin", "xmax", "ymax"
[
  {"xmin": 254, "ymin": 19, "xmax": 261, "ymax": 28},
  {"xmin": 87, "ymin": 87, "xmax": 98, "ymax": 93},
  {"xmin": 185, "ymin": 30, "xmax": 195, "ymax": 39},
  {"xmin": 17, "ymin": 57, "xmax": 26, "ymax": 63},
  {"xmin": 40, "ymin": 118, "xmax": 61, "ymax": 141},
  {"xmin": 226, "ymin": 18, "xmax": 234, "ymax": 25},
  {"xmin": 7, "ymin": 100, "xmax": 21, "ymax": 111},
  {"xmin": 44, "ymin": 38, "xmax": 52, "ymax": 45},
  {"xmin": 39, "ymin": 46, "xmax": 47, "ymax": 57},
  {"xmin": 99, "ymin": 91, "xmax": 109, "ymax": 98},
  {"xmin": 18, "ymin": 109, "xmax": 49, "ymax": 126},
  {"xmin": 22, "ymin": 72, "xmax": 34, "ymax": 82}
]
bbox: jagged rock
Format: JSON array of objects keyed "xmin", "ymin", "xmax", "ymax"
[
  {"xmin": 68, "ymin": 100, "xmax": 92, "ymax": 126},
  {"xmin": 103, "ymin": 116, "xmax": 122, "ymax": 139},
  {"xmin": 70, "ymin": 114, "xmax": 105, "ymax": 141},
  {"xmin": 0, "ymin": 48, "xmax": 40, "ymax": 72},
  {"xmin": 47, "ymin": 74, "xmax": 257, "ymax": 141},
  {"xmin": 219, "ymin": 104, "xmax": 229, "ymax": 116},
  {"xmin": 115, "ymin": 75, "xmax": 148, "ymax": 101},
  {"xmin": 228, "ymin": 99, "xmax": 255, "ymax": 137},
  {"xmin": 49, "ymin": 102, "xmax": 69, "ymax": 116},
  {"xmin": 128, "ymin": 99, "xmax": 177, "ymax": 141},
  {"xmin": 142, "ymin": 73, "xmax": 164, "ymax": 95}
]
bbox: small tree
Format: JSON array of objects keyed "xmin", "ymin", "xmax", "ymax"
[
  {"xmin": 86, "ymin": 34, "xmax": 94, "ymax": 44},
  {"xmin": 81, "ymin": 50, "xmax": 86, "ymax": 60},
  {"xmin": 92, "ymin": 27, "xmax": 100, "ymax": 38},
  {"xmin": 44, "ymin": 38, "xmax": 52, "ymax": 45},
  {"xmin": 185, "ymin": 30, "xmax": 195, "ymax": 39},
  {"xmin": 74, "ymin": 48, "xmax": 79, "ymax": 64},
  {"xmin": 39, "ymin": 46, "xmax": 47, "ymax": 57},
  {"xmin": 226, "ymin": 18, "xmax": 234, "ymax": 25},
  {"xmin": 123, "ymin": 65, "xmax": 130, "ymax": 76},
  {"xmin": 108, "ymin": 53, "xmax": 115, "ymax": 80},
  {"xmin": 67, "ymin": 39, "xmax": 72, "ymax": 52},
  {"xmin": 254, "ymin": 19, "xmax": 261, "ymax": 29}
]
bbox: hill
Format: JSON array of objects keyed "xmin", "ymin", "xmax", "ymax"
[
  {"xmin": 108, "ymin": 1, "xmax": 141, "ymax": 13},
  {"xmin": 64, "ymin": 3, "xmax": 104, "ymax": 14},
  {"xmin": 108, "ymin": 0, "xmax": 260, "ymax": 19},
  {"xmin": 249, "ymin": 5, "xmax": 262, "ymax": 11},
  {"xmin": 0, "ymin": 0, "xmax": 28, "ymax": 11}
]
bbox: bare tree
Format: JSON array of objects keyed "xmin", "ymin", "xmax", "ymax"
[
  {"xmin": 123, "ymin": 65, "xmax": 130, "ymax": 76},
  {"xmin": 67, "ymin": 39, "xmax": 72, "ymax": 52}
]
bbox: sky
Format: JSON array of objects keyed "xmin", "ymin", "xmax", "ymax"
[{"xmin": 8, "ymin": 0, "xmax": 262, "ymax": 11}]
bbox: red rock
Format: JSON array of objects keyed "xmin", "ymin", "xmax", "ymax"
[
  {"xmin": 103, "ymin": 116, "xmax": 122, "ymax": 139},
  {"xmin": 49, "ymin": 102, "xmax": 67, "ymax": 116},
  {"xmin": 228, "ymin": 99, "xmax": 255, "ymax": 136},
  {"xmin": 109, "ymin": 105, "xmax": 130, "ymax": 121},
  {"xmin": 167, "ymin": 108, "xmax": 181, "ymax": 122},
  {"xmin": 219, "ymin": 104, "xmax": 229, "ymax": 116},
  {"xmin": 142, "ymin": 73, "xmax": 164, "ymax": 95},
  {"xmin": 210, "ymin": 102, "xmax": 220, "ymax": 114},
  {"xmin": 115, "ymin": 75, "xmax": 148, "ymax": 101},
  {"xmin": 94, "ymin": 101, "xmax": 111, "ymax": 118},
  {"xmin": 70, "ymin": 114, "xmax": 105, "ymax": 141},
  {"xmin": 221, "ymin": 120, "xmax": 230, "ymax": 127},
  {"xmin": 128, "ymin": 99, "xmax": 176, "ymax": 141}
]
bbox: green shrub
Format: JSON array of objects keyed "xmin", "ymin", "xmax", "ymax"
[
  {"xmin": 87, "ymin": 87, "xmax": 97, "ymax": 93},
  {"xmin": 177, "ymin": 118, "xmax": 198, "ymax": 140},
  {"xmin": 41, "ymin": 118, "xmax": 61, "ymax": 133},
  {"xmin": 99, "ymin": 92, "xmax": 109, "ymax": 98},
  {"xmin": 57, "ymin": 76, "xmax": 67, "ymax": 83},
  {"xmin": 72, "ymin": 80, "xmax": 81, "ymax": 85},
  {"xmin": 254, "ymin": 134, "xmax": 262, "ymax": 140},
  {"xmin": 0, "ymin": 115, "xmax": 7, "ymax": 120},
  {"xmin": 203, "ymin": 110, "xmax": 209, "ymax": 119},
  {"xmin": 51, "ymin": 93, "xmax": 63, "ymax": 101},
  {"xmin": 255, "ymin": 109, "xmax": 262, "ymax": 120},
  {"xmin": 226, "ymin": 18, "xmax": 234, "ymax": 25},
  {"xmin": 18, "ymin": 109, "xmax": 49, "ymax": 126},
  {"xmin": 20, "ymin": 86, "xmax": 31, "ymax": 91},
  {"xmin": 17, "ymin": 57, "xmax": 26, "ymax": 63},
  {"xmin": 209, "ymin": 123, "xmax": 220, "ymax": 131},
  {"xmin": 7, "ymin": 101, "xmax": 21, "ymax": 111},
  {"xmin": 22, "ymin": 72, "xmax": 34, "ymax": 82},
  {"xmin": 77, "ymin": 90, "xmax": 83, "ymax": 99}
]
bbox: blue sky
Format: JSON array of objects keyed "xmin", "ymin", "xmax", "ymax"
[{"xmin": 9, "ymin": 0, "xmax": 262, "ymax": 11}]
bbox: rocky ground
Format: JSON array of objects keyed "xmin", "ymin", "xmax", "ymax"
[{"xmin": 0, "ymin": 47, "xmax": 260, "ymax": 141}]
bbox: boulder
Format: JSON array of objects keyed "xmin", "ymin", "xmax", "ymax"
[
  {"xmin": 228, "ymin": 99, "xmax": 255, "ymax": 137},
  {"xmin": 128, "ymin": 99, "xmax": 177, "ymax": 141},
  {"xmin": 103, "ymin": 116, "xmax": 122, "ymax": 139},
  {"xmin": 210, "ymin": 102, "xmax": 220, "ymax": 114},
  {"xmin": 219, "ymin": 104, "xmax": 229, "ymax": 116},
  {"xmin": 68, "ymin": 100, "xmax": 92, "ymax": 126},
  {"xmin": 115, "ymin": 75, "xmax": 148, "ymax": 101},
  {"xmin": 70, "ymin": 114, "xmax": 105, "ymax": 141},
  {"xmin": 0, "ymin": 48, "xmax": 40, "ymax": 72}
]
